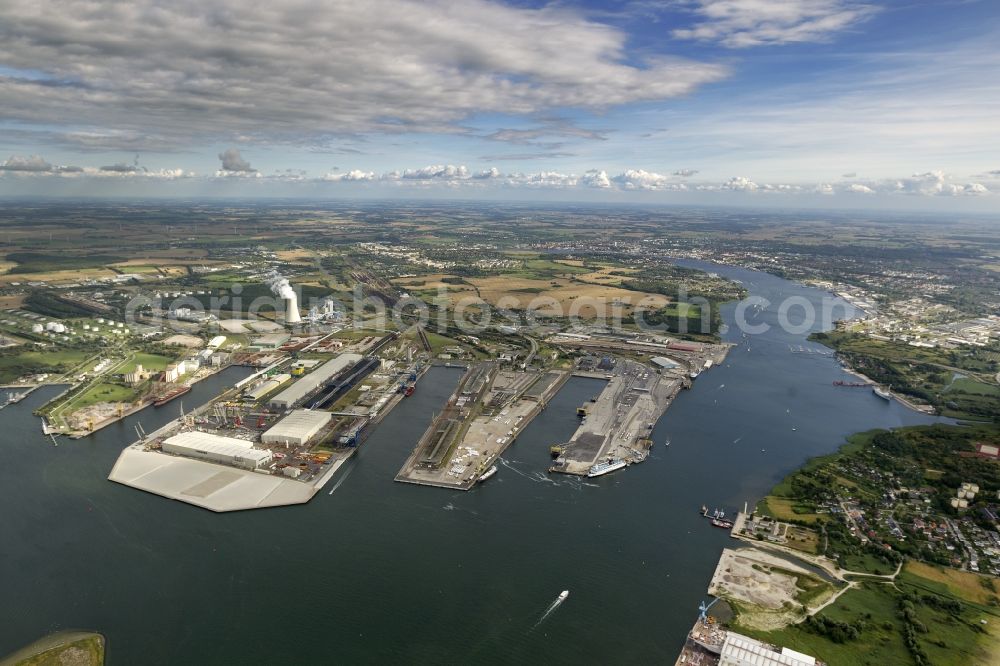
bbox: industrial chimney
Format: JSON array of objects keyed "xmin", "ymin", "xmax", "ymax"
[{"xmin": 284, "ymin": 291, "xmax": 302, "ymax": 324}]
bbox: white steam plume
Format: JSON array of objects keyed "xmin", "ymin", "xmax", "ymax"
[{"xmin": 267, "ymin": 273, "xmax": 296, "ymax": 299}]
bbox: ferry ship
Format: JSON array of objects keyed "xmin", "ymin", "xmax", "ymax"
[
  {"xmin": 587, "ymin": 459, "xmax": 626, "ymax": 478},
  {"xmin": 872, "ymin": 385, "xmax": 891, "ymax": 401}
]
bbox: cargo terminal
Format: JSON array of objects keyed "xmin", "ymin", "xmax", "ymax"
[{"xmin": 109, "ymin": 344, "xmax": 428, "ymax": 511}]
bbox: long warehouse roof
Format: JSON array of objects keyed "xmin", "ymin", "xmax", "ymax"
[
  {"xmin": 263, "ymin": 409, "xmax": 331, "ymax": 440},
  {"xmin": 269, "ymin": 353, "xmax": 362, "ymax": 406},
  {"xmin": 163, "ymin": 431, "xmax": 272, "ymax": 462}
]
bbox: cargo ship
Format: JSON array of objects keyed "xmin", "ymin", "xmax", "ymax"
[
  {"xmin": 872, "ymin": 385, "xmax": 892, "ymax": 401},
  {"xmin": 153, "ymin": 385, "xmax": 191, "ymax": 407},
  {"xmin": 587, "ymin": 458, "xmax": 626, "ymax": 478}
]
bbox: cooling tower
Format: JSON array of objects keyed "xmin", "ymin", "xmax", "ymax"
[{"xmin": 284, "ymin": 292, "xmax": 302, "ymax": 324}]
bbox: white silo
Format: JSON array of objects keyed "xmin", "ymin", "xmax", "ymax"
[{"xmin": 285, "ymin": 292, "xmax": 302, "ymax": 324}]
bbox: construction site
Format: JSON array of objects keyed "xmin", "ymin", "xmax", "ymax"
[{"xmin": 394, "ymin": 364, "xmax": 568, "ymax": 490}]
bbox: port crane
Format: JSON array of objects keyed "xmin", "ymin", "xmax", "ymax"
[{"xmin": 698, "ymin": 597, "xmax": 720, "ymax": 624}]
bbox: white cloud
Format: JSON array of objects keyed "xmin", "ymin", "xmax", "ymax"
[
  {"xmin": 614, "ymin": 169, "xmax": 679, "ymax": 190},
  {"xmin": 846, "ymin": 183, "xmax": 874, "ymax": 194},
  {"xmin": 582, "ymin": 169, "xmax": 612, "ymax": 188},
  {"xmin": 720, "ymin": 175, "xmax": 759, "ymax": 191},
  {"xmin": 672, "ymin": 0, "xmax": 877, "ymax": 48},
  {"xmin": 395, "ymin": 165, "xmax": 470, "ymax": 180},
  {"xmin": 0, "ymin": 0, "xmax": 726, "ymax": 150},
  {"xmin": 0, "ymin": 155, "xmax": 53, "ymax": 172},
  {"xmin": 321, "ymin": 169, "xmax": 377, "ymax": 182}
]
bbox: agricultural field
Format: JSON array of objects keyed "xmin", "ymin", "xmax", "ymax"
[{"xmin": 464, "ymin": 275, "xmax": 669, "ymax": 318}]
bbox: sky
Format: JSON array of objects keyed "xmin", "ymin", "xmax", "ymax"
[{"xmin": 1, "ymin": 0, "xmax": 999, "ymax": 210}]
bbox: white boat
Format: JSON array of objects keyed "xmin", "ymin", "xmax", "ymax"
[
  {"xmin": 478, "ymin": 465, "xmax": 497, "ymax": 483},
  {"xmin": 873, "ymin": 386, "xmax": 892, "ymax": 401},
  {"xmin": 664, "ymin": 438, "xmax": 671, "ymax": 447},
  {"xmin": 587, "ymin": 459, "xmax": 627, "ymax": 477},
  {"xmin": 558, "ymin": 590, "xmax": 569, "ymax": 601}
]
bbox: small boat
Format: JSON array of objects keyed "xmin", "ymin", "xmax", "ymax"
[
  {"xmin": 664, "ymin": 438, "xmax": 671, "ymax": 447},
  {"xmin": 873, "ymin": 386, "xmax": 891, "ymax": 401},
  {"xmin": 404, "ymin": 385, "xmax": 414, "ymax": 397},
  {"xmin": 711, "ymin": 518, "xmax": 734, "ymax": 529},
  {"xmin": 558, "ymin": 590, "xmax": 569, "ymax": 602},
  {"xmin": 478, "ymin": 465, "xmax": 497, "ymax": 483}
]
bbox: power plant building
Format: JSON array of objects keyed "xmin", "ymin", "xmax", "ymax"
[
  {"xmin": 268, "ymin": 353, "xmax": 363, "ymax": 409},
  {"xmin": 161, "ymin": 431, "xmax": 273, "ymax": 470},
  {"xmin": 262, "ymin": 409, "xmax": 332, "ymax": 446}
]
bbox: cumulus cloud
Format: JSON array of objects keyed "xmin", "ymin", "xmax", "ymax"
[
  {"xmin": 392, "ymin": 165, "xmax": 470, "ymax": 180},
  {"xmin": 582, "ymin": 169, "xmax": 612, "ymax": 188},
  {"xmin": 672, "ymin": 0, "xmax": 878, "ymax": 48},
  {"xmin": 889, "ymin": 170, "xmax": 988, "ymax": 196},
  {"xmin": 615, "ymin": 169, "xmax": 672, "ymax": 190},
  {"xmin": 720, "ymin": 176, "xmax": 759, "ymax": 191},
  {"xmin": 0, "ymin": 155, "xmax": 53, "ymax": 172},
  {"xmin": 847, "ymin": 183, "xmax": 874, "ymax": 194},
  {"xmin": 218, "ymin": 148, "xmax": 256, "ymax": 174},
  {"xmin": 0, "ymin": 0, "xmax": 727, "ymax": 150},
  {"xmin": 321, "ymin": 169, "xmax": 377, "ymax": 182}
]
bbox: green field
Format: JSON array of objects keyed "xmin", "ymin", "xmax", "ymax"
[
  {"xmin": 0, "ymin": 349, "xmax": 93, "ymax": 383},
  {"xmin": 4, "ymin": 252, "xmax": 125, "ymax": 274},
  {"xmin": 743, "ymin": 578, "xmax": 998, "ymax": 666},
  {"xmin": 118, "ymin": 353, "xmax": 172, "ymax": 373},
  {"xmin": 69, "ymin": 382, "xmax": 138, "ymax": 409}
]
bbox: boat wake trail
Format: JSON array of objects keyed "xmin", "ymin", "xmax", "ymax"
[
  {"xmin": 533, "ymin": 590, "xmax": 569, "ymax": 629},
  {"xmin": 498, "ymin": 458, "xmax": 536, "ymax": 481},
  {"xmin": 327, "ymin": 462, "xmax": 355, "ymax": 495}
]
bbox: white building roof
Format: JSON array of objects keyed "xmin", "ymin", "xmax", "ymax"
[
  {"xmin": 720, "ymin": 632, "xmax": 816, "ymax": 666},
  {"xmin": 263, "ymin": 409, "xmax": 331, "ymax": 441},
  {"xmin": 163, "ymin": 431, "xmax": 271, "ymax": 463},
  {"xmin": 650, "ymin": 356, "xmax": 681, "ymax": 369},
  {"xmin": 269, "ymin": 353, "xmax": 362, "ymax": 407}
]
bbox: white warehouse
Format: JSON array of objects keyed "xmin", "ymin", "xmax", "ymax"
[
  {"xmin": 161, "ymin": 431, "xmax": 273, "ymax": 470},
  {"xmin": 246, "ymin": 373, "xmax": 291, "ymax": 401},
  {"xmin": 262, "ymin": 409, "xmax": 332, "ymax": 446},
  {"xmin": 268, "ymin": 353, "xmax": 362, "ymax": 409}
]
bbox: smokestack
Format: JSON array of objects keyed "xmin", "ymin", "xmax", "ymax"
[{"xmin": 285, "ymin": 292, "xmax": 301, "ymax": 325}]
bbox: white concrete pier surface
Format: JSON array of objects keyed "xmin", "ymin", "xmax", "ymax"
[{"xmin": 109, "ymin": 447, "xmax": 317, "ymax": 512}]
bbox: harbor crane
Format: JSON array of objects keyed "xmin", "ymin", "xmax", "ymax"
[{"xmin": 698, "ymin": 597, "xmax": 720, "ymax": 624}]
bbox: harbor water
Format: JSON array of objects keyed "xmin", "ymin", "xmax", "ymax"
[{"xmin": 0, "ymin": 265, "xmax": 944, "ymax": 664}]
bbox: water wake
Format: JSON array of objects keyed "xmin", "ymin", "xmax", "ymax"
[
  {"xmin": 327, "ymin": 462, "xmax": 355, "ymax": 495},
  {"xmin": 533, "ymin": 590, "xmax": 569, "ymax": 628}
]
